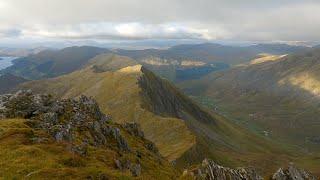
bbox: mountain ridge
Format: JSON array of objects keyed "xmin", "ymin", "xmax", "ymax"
[
  {"xmin": 16, "ymin": 55, "xmax": 196, "ymax": 161},
  {"xmin": 13, "ymin": 53, "xmax": 318, "ymax": 176}
]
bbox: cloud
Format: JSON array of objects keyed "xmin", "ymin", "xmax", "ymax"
[
  {"xmin": 12, "ymin": 22, "xmax": 229, "ymax": 41},
  {"xmin": 0, "ymin": 28, "xmax": 21, "ymax": 38},
  {"xmin": 0, "ymin": 0, "xmax": 319, "ymax": 43}
]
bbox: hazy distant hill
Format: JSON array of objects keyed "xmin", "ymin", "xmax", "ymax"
[
  {"xmin": 248, "ymin": 43, "xmax": 308, "ymax": 55},
  {"xmin": 0, "ymin": 73, "xmax": 28, "ymax": 94},
  {"xmin": 114, "ymin": 43, "xmax": 308, "ymax": 82},
  {"xmin": 0, "ymin": 47, "xmax": 50, "ymax": 57},
  {"xmin": 0, "ymin": 43, "xmax": 307, "ymax": 82},
  {"xmin": 1, "ymin": 46, "xmax": 109, "ymax": 79},
  {"xmin": 116, "ymin": 43, "xmax": 309, "ymax": 65}
]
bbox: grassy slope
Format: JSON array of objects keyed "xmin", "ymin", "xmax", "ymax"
[
  {"xmin": 179, "ymin": 48, "xmax": 320, "ymax": 147},
  {"xmin": 0, "ymin": 119, "xmax": 177, "ymax": 179},
  {"xmin": 139, "ymin": 67, "xmax": 317, "ymax": 175},
  {"xmin": 18, "ymin": 55, "xmax": 195, "ymax": 162},
  {"xmin": 178, "ymin": 49, "xmax": 320, "ymax": 175}
]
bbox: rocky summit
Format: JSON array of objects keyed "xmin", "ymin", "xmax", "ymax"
[
  {"xmin": 0, "ymin": 90, "xmax": 176, "ymax": 179},
  {"xmin": 0, "ymin": 90, "xmax": 131, "ymax": 152},
  {"xmin": 184, "ymin": 159, "xmax": 263, "ymax": 180},
  {"xmin": 272, "ymin": 163, "xmax": 316, "ymax": 180},
  {"xmin": 183, "ymin": 159, "xmax": 316, "ymax": 180}
]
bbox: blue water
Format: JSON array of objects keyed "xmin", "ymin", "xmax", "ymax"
[{"xmin": 0, "ymin": 57, "xmax": 18, "ymax": 71}]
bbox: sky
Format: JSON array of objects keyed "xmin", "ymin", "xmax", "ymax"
[{"xmin": 0, "ymin": 0, "xmax": 319, "ymax": 48}]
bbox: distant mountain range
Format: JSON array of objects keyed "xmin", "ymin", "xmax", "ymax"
[
  {"xmin": 0, "ymin": 43, "xmax": 310, "ymax": 82},
  {"xmin": 0, "ymin": 47, "xmax": 50, "ymax": 57},
  {"xmin": 0, "ymin": 45, "xmax": 320, "ymax": 177},
  {"xmin": 1, "ymin": 46, "xmax": 109, "ymax": 79},
  {"xmin": 116, "ymin": 43, "xmax": 309, "ymax": 65}
]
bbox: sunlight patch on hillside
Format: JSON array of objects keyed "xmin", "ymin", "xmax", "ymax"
[
  {"xmin": 181, "ymin": 60, "xmax": 206, "ymax": 67},
  {"xmin": 118, "ymin": 65, "xmax": 142, "ymax": 74},
  {"xmin": 279, "ymin": 73, "xmax": 320, "ymax": 96},
  {"xmin": 250, "ymin": 54, "xmax": 286, "ymax": 65}
]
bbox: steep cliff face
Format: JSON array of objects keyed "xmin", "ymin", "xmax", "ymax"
[
  {"xmin": 137, "ymin": 67, "xmax": 304, "ymax": 177},
  {"xmin": 0, "ymin": 90, "xmax": 177, "ymax": 179},
  {"xmin": 138, "ymin": 66, "xmax": 215, "ymax": 125}
]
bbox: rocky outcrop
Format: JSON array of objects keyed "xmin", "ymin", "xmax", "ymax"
[
  {"xmin": 0, "ymin": 90, "xmax": 172, "ymax": 178},
  {"xmin": 184, "ymin": 159, "xmax": 317, "ymax": 180},
  {"xmin": 0, "ymin": 90, "xmax": 130, "ymax": 153},
  {"xmin": 122, "ymin": 122, "xmax": 145, "ymax": 138},
  {"xmin": 114, "ymin": 158, "xmax": 142, "ymax": 177},
  {"xmin": 122, "ymin": 122, "xmax": 160, "ymax": 155},
  {"xmin": 272, "ymin": 163, "xmax": 316, "ymax": 180},
  {"xmin": 185, "ymin": 159, "xmax": 263, "ymax": 180}
]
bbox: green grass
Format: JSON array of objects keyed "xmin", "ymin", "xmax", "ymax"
[
  {"xmin": 0, "ymin": 119, "xmax": 179, "ymax": 179},
  {"xmin": 182, "ymin": 94, "xmax": 320, "ymax": 176}
]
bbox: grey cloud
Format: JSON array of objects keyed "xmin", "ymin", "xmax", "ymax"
[
  {"xmin": 0, "ymin": 28, "xmax": 21, "ymax": 38},
  {"xmin": 0, "ymin": 0, "xmax": 319, "ymax": 43}
]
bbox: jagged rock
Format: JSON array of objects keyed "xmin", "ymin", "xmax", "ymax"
[
  {"xmin": 122, "ymin": 122, "xmax": 160, "ymax": 154},
  {"xmin": 187, "ymin": 159, "xmax": 263, "ymax": 180},
  {"xmin": 0, "ymin": 90, "xmax": 177, "ymax": 178},
  {"xmin": 0, "ymin": 90, "xmax": 53, "ymax": 118},
  {"xmin": 108, "ymin": 127, "xmax": 130, "ymax": 151},
  {"xmin": 114, "ymin": 158, "xmax": 141, "ymax": 177},
  {"xmin": 0, "ymin": 90, "xmax": 132, "ymax": 153},
  {"xmin": 130, "ymin": 163, "xmax": 141, "ymax": 177},
  {"xmin": 122, "ymin": 122, "xmax": 144, "ymax": 138},
  {"xmin": 145, "ymin": 142, "xmax": 159, "ymax": 154},
  {"xmin": 272, "ymin": 163, "xmax": 316, "ymax": 180}
]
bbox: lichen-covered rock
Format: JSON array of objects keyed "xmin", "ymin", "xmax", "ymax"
[
  {"xmin": 114, "ymin": 158, "xmax": 141, "ymax": 177},
  {"xmin": 0, "ymin": 90, "xmax": 53, "ymax": 118},
  {"xmin": 0, "ymin": 90, "xmax": 179, "ymax": 178},
  {"xmin": 122, "ymin": 122, "xmax": 145, "ymax": 138},
  {"xmin": 107, "ymin": 127, "xmax": 130, "ymax": 151},
  {"xmin": 130, "ymin": 163, "xmax": 142, "ymax": 177},
  {"xmin": 145, "ymin": 141, "xmax": 159, "ymax": 154},
  {"xmin": 186, "ymin": 159, "xmax": 263, "ymax": 180},
  {"xmin": 0, "ymin": 90, "xmax": 131, "ymax": 153},
  {"xmin": 272, "ymin": 163, "xmax": 316, "ymax": 180}
]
